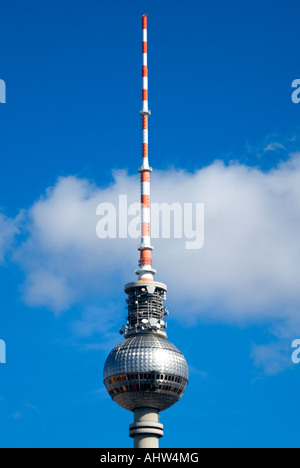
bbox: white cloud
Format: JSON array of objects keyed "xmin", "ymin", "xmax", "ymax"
[
  {"xmin": 11, "ymin": 154, "xmax": 300, "ymax": 373},
  {"xmin": 0, "ymin": 212, "xmax": 22, "ymax": 263},
  {"xmin": 14, "ymin": 156, "xmax": 300, "ymax": 318},
  {"xmin": 14, "ymin": 174, "xmax": 138, "ymax": 313},
  {"xmin": 150, "ymin": 155, "xmax": 300, "ymax": 328},
  {"xmin": 264, "ymin": 142, "xmax": 286, "ymax": 152},
  {"xmin": 251, "ymin": 341, "xmax": 293, "ymax": 376}
]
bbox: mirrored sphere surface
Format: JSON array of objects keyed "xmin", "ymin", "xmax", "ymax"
[{"xmin": 104, "ymin": 334, "xmax": 189, "ymax": 412}]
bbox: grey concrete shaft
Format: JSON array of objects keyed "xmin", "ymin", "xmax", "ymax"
[{"xmin": 129, "ymin": 408, "xmax": 163, "ymax": 448}]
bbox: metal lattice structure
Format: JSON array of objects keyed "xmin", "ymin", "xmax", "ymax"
[{"xmin": 122, "ymin": 281, "xmax": 168, "ymax": 338}]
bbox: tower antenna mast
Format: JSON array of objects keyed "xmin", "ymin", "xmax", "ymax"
[{"xmin": 137, "ymin": 14, "xmax": 156, "ymax": 282}]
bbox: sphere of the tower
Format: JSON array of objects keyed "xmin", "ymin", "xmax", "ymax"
[{"xmin": 103, "ymin": 334, "xmax": 189, "ymax": 412}]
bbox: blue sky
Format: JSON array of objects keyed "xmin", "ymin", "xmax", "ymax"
[{"xmin": 1, "ymin": 0, "xmax": 300, "ymax": 448}]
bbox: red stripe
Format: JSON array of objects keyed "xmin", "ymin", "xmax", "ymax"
[
  {"xmin": 142, "ymin": 223, "xmax": 150, "ymax": 236},
  {"xmin": 142, "ymin": 16, "xmax": 147, "ymax": 29},
  {"xmin": 142, "ymin": 66, "xmax": 148, "ymax": 77},
  {"xmin": 142, "ymin": 115, "xmax": 148, "ymax": 129},
  {"xmin": 141, "ymin": 250, "xmax": 151, "ymax": 259},
  {"xmin": 143, "ymin": 42, "xmax": 147, "ymax": 53},
  {"xmin": 143, "ymin": 143, "xmax": 148, "ymax": 157},
  {"xmin": 142, "ymin": 89, "xmax": 148, "ymax": 101},
  {"xmin": 141, "ymin": 172, "xmax": 150, "ymax": 182},
  {"xmin": 140, "ymin": 250, "xmax": 152, "ymax": 265},
  {"xmin": 141, "ymin": 195, "xmax": 150, "ymax": 207}
]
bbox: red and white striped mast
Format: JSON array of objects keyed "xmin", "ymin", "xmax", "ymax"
[{"xmin": 136, "ymin": 14, "xmax": 156, "ymax": 282}]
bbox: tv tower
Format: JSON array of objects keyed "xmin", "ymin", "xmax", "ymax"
[{"xmin": 103, "ymin": 15, "xmax": 189, "ymax": 449}]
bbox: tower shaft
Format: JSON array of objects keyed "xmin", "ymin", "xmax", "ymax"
[{"xmin": 129, "ymin": 408, "xmax": 163, "ymax": 448}]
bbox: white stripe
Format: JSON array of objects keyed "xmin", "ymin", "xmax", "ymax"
[
  {"xmin": 143, "ymin": 30, "xmax": 147, "ymax": 42},
  {"xmin": 142, "ymin": 208, "xmax": 150, "ymax": 222},
  {"xmin": 139, "ymin": 273, "xmax": 154, "ymax": 280},
  {"xmin": 143, "ymin": 129, "xmax": 148, "ymax": 144},
  {"xmin": 141, "ymin": 236, "xmax": 151, "ymax": 245},
  {"xmin": 143, "ymin": 53, "xmax": 147, "ymax": 66},
  {"xmin": 140, "ymin": 157, "xmax": 150, "ymax": 170},
  {"xmin": 143, "ymin": 77, "xmax": 148, "ymax": 89},
  {"xmin": 141, "ymin": 182, "xmax": 150, "ymax": 195}
]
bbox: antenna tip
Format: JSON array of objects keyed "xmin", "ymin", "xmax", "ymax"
[{"xmin": 142, "ymin": 13, "xmax": 148, "ymax": 29}]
